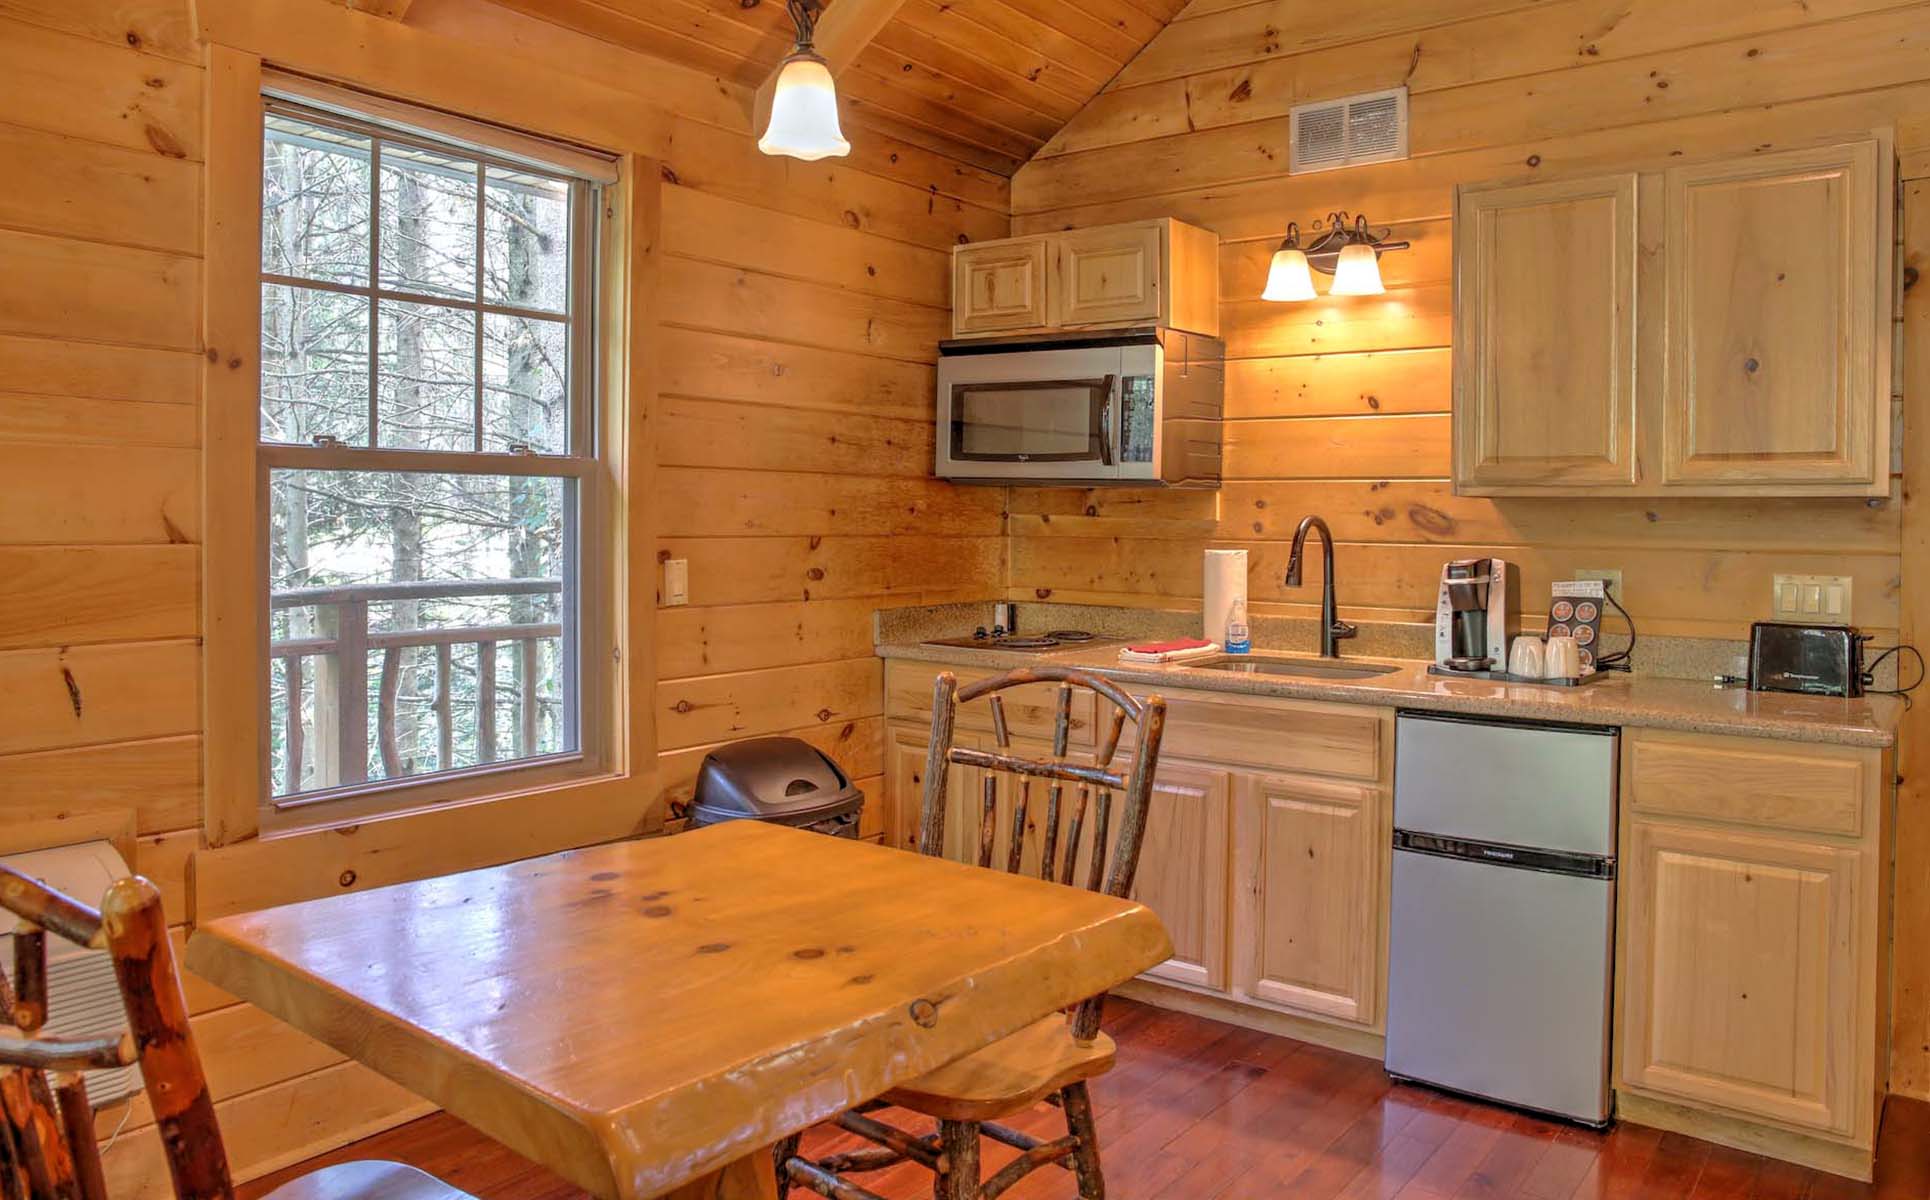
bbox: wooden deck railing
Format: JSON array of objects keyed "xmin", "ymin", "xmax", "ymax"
[{"xmin": 270, "ymin": 578, "xmax": 564, "ymax": 796}]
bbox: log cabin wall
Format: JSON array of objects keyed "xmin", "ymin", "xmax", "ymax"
[
  {"xmin": 1007, "ymin": 0, "xmax": 1930, "ymax": 1099},
  {"xmin": 1006, "ymin": 0, "xmax": 1928, "ymax": 641},
  {"xmin": 0, "ymin": 0, "xmax": 1005, "ymax": 1192}
]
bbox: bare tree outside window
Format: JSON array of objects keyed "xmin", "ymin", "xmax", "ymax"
[{"xmin": 259, "ymin": 103, "xmax": 598, "ymax": 808}]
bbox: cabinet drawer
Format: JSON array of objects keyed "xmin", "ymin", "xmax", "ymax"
[
  {"xmin": 884, "ymin": 660, "xmax": 1097, "ymax": 748},
  {"xmin": 1625, "ymin": 730, "xmax": 1871, "ymax": 838},
  {"xmin": 1143, "ymin": 690, "xmax": 1388, "ymax": 782}
]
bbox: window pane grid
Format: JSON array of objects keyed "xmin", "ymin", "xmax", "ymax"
[{"xmin": 260, "ymin": 98, "xmax": 599, "ymax": 808}]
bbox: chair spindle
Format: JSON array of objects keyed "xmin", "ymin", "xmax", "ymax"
[
  {"xmin": 0, "ymin": 1068, "xmax": 77, "ymax": 1200},
  {"xmin": 976, "ymin": 774, "xmax": 998, "ymax": 869},
  {"xmin": 9, "ymin": 932, "xmax": 45, "ymax": 1035},
  {"xmin": 1085, "ymin": 791, "xmax": 1113, "ymax": 893},
  {"xmin": 50, "ymin": 1077, "xmax": 104, "ymax": 1200}
]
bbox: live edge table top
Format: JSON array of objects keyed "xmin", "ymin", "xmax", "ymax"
[{"xmin": 186, "ymin": 821, "xmax": 1171, "ymax": 1200}]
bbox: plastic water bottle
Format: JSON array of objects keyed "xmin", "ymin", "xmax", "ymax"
[{"xmin": 1225, "ymin": 598, "xmax": 1251, "ymax": 655}]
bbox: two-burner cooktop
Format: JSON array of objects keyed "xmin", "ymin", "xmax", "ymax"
[{"xmin": 921, "ymin": 629, "xmax": 1111, "ymax": 653}]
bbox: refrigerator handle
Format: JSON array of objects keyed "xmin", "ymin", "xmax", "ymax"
[{"xmin": 1394, "ymin": 829, "xmax": 1615, "ymax": 880}]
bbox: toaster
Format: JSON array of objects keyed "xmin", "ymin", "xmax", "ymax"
[{"xmin": 1747, "ymin": 622, "xmax": 1870, "ymax": 697}]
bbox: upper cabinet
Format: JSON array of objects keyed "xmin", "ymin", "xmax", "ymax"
[
  {"xmin": 1454, "ymin": 174, "xmax": 1640, "ymax": 490},
  {"xmin": 953, "ymin": 239, "xmax": 1050, "ymax": 336},
  {"xmin": 1662, "ymin": 143, "xmax": 1886, "ymax": 489},
  {"xmin": 1452, "ymin": 138, "xmax": 1893, "ymax": 497},
  {"xmin": 952, "ymin": 218, "xmax": 1221, "ymax": 339}
]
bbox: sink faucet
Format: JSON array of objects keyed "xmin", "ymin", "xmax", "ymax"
[{"xmin": 1284, "ymin": 515, "xmax": 1358, "ymax": 658}]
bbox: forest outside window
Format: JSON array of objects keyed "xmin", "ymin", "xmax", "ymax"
[{"xmin": 259, "ymin": 98, "xmax": 604, "ymax": 812}]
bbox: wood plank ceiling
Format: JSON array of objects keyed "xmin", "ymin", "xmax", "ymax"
[{"xmin": 482, "ymin": 0, "xmax": 1191, "ymax": 174}]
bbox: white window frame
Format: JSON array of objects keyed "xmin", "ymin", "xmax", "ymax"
[{"xmin": 256, "ymin": 92, "xmax": 615, "ymax": 825}]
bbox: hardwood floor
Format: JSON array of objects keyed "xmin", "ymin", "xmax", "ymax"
[{"xmin": 242, "ymin": 999, "xmax": 1930, "ymax": 1200}]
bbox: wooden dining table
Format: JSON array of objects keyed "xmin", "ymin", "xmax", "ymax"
[{"xmin": 186, "ymin": 820, "xmax": 1170, "ymax": 1200}]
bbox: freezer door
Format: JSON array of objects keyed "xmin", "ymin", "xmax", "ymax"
[
  {"xmin": 1385, "ymin": 848, "xmax": 1614, "ymax": 1124},
  {"xmin": 1393, "ymin": 713, "xmax": 1618, "ymax": 856}
]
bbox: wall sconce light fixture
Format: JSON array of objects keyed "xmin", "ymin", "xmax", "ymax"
[
  {"xmin": 758, "ymin": 0, "xmax": 851, "ymax": 161},
  {"xmin": 1261, "ymin": 212, "xmax": 1409, "ymax": 302}
]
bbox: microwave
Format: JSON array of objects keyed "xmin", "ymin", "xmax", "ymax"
[{"xmin": 935, "ymin": 327, "xmax": 1224, "ymax": 486}]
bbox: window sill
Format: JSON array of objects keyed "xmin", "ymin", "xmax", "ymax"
[{"xmin": 195, "ymin": 766, "xmax": 658, "ymax": 920}]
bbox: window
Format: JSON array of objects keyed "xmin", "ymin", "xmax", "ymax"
[{"xmin": 259, "ymin": 98, "xmax": 603, "ymax": 811}]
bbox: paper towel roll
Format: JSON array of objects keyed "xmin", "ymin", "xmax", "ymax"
[{"xmin": 1203, "ymin": 549, "xmax": 1248, "ymax": 645}]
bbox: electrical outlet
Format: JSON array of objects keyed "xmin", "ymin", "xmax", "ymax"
[
  {"xmin": 1575, "ymin": 568, "xmax": 1623, "ymax": 598},
  {"xmin": 662, "ymin": 557, "xmax": 689, "ymax": 607},
  {"xmin": 1772, "ymin": 573, "xmax": 1852, "ymax": 623}
]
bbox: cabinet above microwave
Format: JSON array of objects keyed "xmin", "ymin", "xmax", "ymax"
[{"xmin": 952, "ymin": 219, "xmax": 1222, "ymax": 340}]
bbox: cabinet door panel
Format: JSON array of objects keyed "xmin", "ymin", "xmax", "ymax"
[
  {"xmin": 1621, "ymin": 819, "xmax": 1858, "ymax": 1135},
  {"xmin": 1661, "ymin": 141, "xmax": 1884, "ymax": 488},
  {"xmin": 954, "ymin": 240, "xmax": 1049, "ymax": 336},
  {"xmin": 1127, "ymin": 762, "xmax": 1231, "ymax": 992},
  {"xmin": 1232, "ymin": 773, "xmax": 1383, "ymax": 1026},
  {"xmin": 1454, "ymin": 174, "xmax": 1639, "ymax": 489},
  {"xmin": 887, "ymin": 723, "xmax": 980, "ymax": 855},
  {"xmin": 1056, "ymin": 224, "xmax": 1162, "ymax": 327}
]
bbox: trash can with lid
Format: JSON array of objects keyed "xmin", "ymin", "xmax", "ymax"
[{"xmin": 690, "ymin": 736, "xmax": 865, "ymax": 838}]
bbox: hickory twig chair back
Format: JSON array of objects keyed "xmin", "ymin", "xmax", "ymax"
[
  {"xmin": 779, "ymin": 665, "xmax": 1169, "ymax": 1200},
  {"xmin": 0, "ymin": 868, "xmax": 471, "ymax": 1200}
]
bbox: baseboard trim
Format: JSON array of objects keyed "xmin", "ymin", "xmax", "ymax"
[
  {"xmin": 1113, "ymin": 979, "xmax": 1386, "ymax": 1061},
  {"xmin": 1615, "ymin": 1090, "xmax": 1875, "ymax": 1182}
]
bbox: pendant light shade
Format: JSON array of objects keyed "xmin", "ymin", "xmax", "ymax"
[
  {"xmin": 1263, "ymin": 246, "xmax": 1317, "ymax": 302},
  {"xmin": 759, "ymin": 52, "xmax": 850, "ymax": 161},
  {"xmin": 1329, "ymin": 242, "xmax": 1386, "ymax": 296}
]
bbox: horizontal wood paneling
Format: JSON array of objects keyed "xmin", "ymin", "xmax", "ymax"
[
  {"xmin": 659, "ymin": 535, "xmax": 1002, "ymax": 607},
  {"xmin": 659, "ymin": 327, "xmax": 934, "ymax": 422},
  {"xmin": 0, "ymin": 444, "xmax": 198, "ymax": 541},
  {"xmin": 656, "ymin": 468, "xmax": 1003, "ymax": 538},
  {"xmin": 660, "ymin": 256, "xmax": 950, "ymax": 364},
  {"xmin": 0, "ymin": 546, "xmax": 197, "ymax": 650},
  {"xmin": 1008, "ymin": 0, "xmax": 1918, "ymax": 647},
  {"xmin": 656, "ymin": 656, "xmax": 885, "ymax": 750},
  {"xmin": 0, "ymin": 18, "xmax": 202, "ymax": 158},
  {"xmin": 0, "ymin": 228, "xmax": 200, "ymax": 349},
  {"xmin": 657, "ymin": 398, "xmax": 935, "ymax": 478},
  {"xmin": 0, "ymin": 121, "xmax": 200, "ymax": 254},
  {"xmin": 0, "ymin": 639, "xmax": 199, "ymax": 755},
  {"xmin": 0, "ymin": 734, "xmax": 201, "ymax": 834},
  {"xmin": 0, "ymin": 333, "xmax": 199, "ymax": 405}
]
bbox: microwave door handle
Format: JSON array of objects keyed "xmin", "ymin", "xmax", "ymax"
[{"xmin": 1097, "ymin": 374, "xmax": 1117, "ymax": 466}]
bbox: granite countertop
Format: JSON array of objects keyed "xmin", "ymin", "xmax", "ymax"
[{"xmin": 877, "ymin": 640, "xmax": 1902, "ymax": 749}]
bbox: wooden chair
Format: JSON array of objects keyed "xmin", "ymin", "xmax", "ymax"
[
  {"xmin": 777, "ymin": 665, "xmax": 1168, "ymax": 1200},
  {"xmin": 0, "ymin": 866, "xmax": 475, "ymax": 1200}
]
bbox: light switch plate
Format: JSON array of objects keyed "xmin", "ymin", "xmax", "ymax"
[
  {"xmin": 662, "ymin": 557, "xmax": 689, "ymax": 607},
  {"xmin": 1771, "ymin": 573, "xmax": 1852, "ymax": 623},
  {"xmin": 1575, "ymin": 568, "xmax": 1623, "ymax": 598}
]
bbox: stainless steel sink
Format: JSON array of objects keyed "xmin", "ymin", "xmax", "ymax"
[{"xmin": 1186, "ymin": 655, "xmax": 1402, "ymax": 680}]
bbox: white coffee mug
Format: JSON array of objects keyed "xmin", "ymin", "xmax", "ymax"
[
  {"xmin": 1507, "ymin": 637, "xmax": 1544, "ymax": 679},
  {"xmin": 1544, "ymin": 635, "xmax": 1582, "ymax": 680}
]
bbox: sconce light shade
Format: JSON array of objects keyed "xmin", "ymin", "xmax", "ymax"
[
  {"xmin": 758, "ymin": 52, "xmax": 851, "ymax": 161},
  {"xmin": 1262, "ymin": 246, "xmax": 1318, "ymax": 302},
  {"xmin": 1329, "ymin": 242, "xmax": 1385, "ymax": 296}
]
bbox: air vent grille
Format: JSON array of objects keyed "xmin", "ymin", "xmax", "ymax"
[{"xmin": 1290, "ymin": 87, "xmax": 1409, "ymax": 174}]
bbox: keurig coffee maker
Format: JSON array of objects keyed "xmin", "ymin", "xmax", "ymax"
[{"xmin": 1434, "ymin": 557, "xmax": 1516, "ymax": 673}]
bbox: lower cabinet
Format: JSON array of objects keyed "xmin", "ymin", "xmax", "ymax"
[
  {"xmin": 1615, "ymin": 728, "xmax": 1888, "ymax": 1168},
  {"xmin": 1229, "ymin": 772, "xmax": 1385, "ymax": 1027},
  {"xmin": 1129, "ymin": 760, "xmax": 1232, "ymax": 992},
  {"xmin": 1620, "ymin": 818, "xmax": 1860, "ymax": 1136}
]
